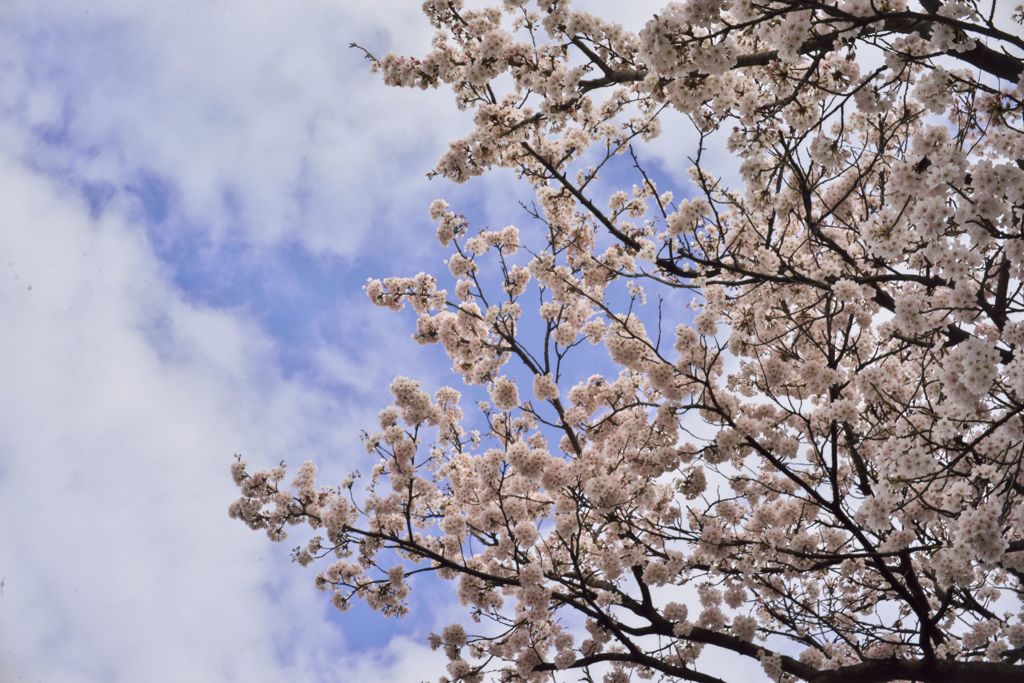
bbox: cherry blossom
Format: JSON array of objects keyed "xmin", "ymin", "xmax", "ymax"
[{"xmin": 231, "ymin": 0, "xmax": 1024, "ymax": 681}]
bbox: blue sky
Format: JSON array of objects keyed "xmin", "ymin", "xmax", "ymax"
[
  {"xmin": 0, "ymin": 2, "xmax": 482, "ymax": 680},
  {"xmin": 0, "ymin": 2, "xmax": 746, "ymax": 681}
]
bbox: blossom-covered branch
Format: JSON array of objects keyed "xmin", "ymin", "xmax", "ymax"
[{"xmin": 231, "ymin": 0, "xmax": 1024, "ymax": 681}]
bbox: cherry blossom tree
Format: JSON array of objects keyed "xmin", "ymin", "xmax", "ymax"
[{"xmin": 229, "ymin": 1, "xmax": 1024, "ymax": 680}]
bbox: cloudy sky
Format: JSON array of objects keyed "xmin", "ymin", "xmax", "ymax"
[
  {"xmin": 0, "ymin": 1, "xmax": 736, "ymax": 681},
  {"xmin": 0, "ymin": 2, "xmax": 486, "ymax": 680}
]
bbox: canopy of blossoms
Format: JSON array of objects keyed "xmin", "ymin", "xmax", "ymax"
[{"xmin": 231, "ymin": 1, "xmax": 1024, "ymax": 681}]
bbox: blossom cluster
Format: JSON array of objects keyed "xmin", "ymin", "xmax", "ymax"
[{"xmin": 230, "ymin": 0, "xmax": 1024, "ymax": 681}]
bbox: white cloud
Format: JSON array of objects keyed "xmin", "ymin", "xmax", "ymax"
[
  {"xmin": 328, "ymin": 635, "xmax": 449, "ymax": 683},
  {"xmin": 1, "ymin": 0, "xmax": 475, "ymax": 258},
  {"xmin": 0, "ymin": 137, "xmax": 440, "ymax": 681}
]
